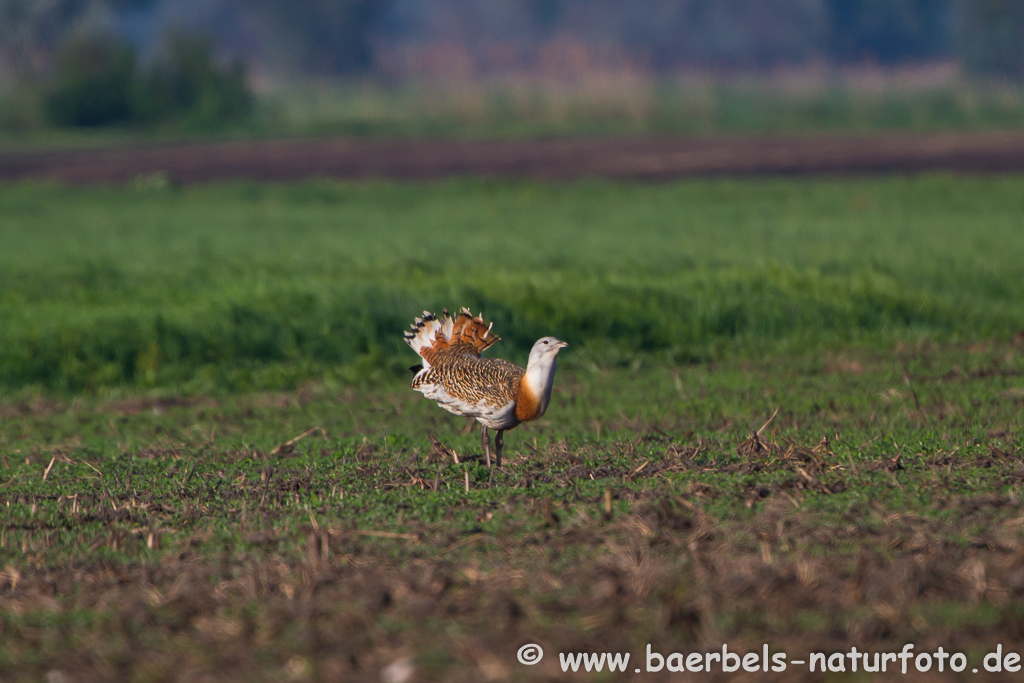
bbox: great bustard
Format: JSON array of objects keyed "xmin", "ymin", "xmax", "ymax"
[{"xmin": 404, "ymin": 308, "xmax": 567, "ymax": 467}]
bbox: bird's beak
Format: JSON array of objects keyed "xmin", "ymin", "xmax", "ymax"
[{"xmin": 556, "ymin": 341, "xmax": 568, "ymax": 349}]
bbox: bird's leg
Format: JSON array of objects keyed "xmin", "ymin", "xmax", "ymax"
[
  {"xmin": 481, "ymin": 424, "xmax": 491, "ymax": 467},
  {"xmin": 495, "ymin": 430, "xmax": 504, "ymax": 468}
]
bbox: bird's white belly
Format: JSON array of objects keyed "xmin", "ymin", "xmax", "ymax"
[{"xmin": 416, "ymin": 383, "xmax": 520, "ymax": 430}]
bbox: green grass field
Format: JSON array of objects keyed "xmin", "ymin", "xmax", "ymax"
[
  {"xmin": 6, "ymin": 80, "xmax": 1024, "ymax": 148},
  {"xmin": 1, "ymin": 176, "xmax": 1024, "ymax": 680},
  {"xmin": 2, "ymin": 176, "xmax": 1023, "ymax": 394},
  {"xmin": 259, "ymin": 81, "xmax": 1024, "ymax": 140}
]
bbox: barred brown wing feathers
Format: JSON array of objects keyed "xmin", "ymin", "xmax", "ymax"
[{"xmin": 423, "ymin": 356, "xmax": 524, "ymax": 408}]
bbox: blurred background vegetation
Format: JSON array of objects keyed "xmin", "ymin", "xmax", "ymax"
[
  {"xmin": 2, "ymin": 0, "xmax": 1024, "ymax": 139},
  {"xmin": 3, "ymin": 1, "xmax": 1024, "ymax": 396},
  {"xmin": 3, "ymin": 176, "xmax": 1023, "ymax": 394}
]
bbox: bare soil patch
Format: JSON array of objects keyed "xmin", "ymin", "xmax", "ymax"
[
  {"xmin": 4, "ymin": 132, "xmax": 1024, "ymax": 184},
  {"xmin": 6, "ymin": 434, "xmax": 1024, "ymax": 681}
]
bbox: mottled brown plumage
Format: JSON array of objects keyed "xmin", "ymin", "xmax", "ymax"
[
  {"xmin": 404, "ymin": 307, "xmax": 567, "ymax": 467},
  {"xmin": 412, "ymin": 349, "xmax": 524, "ymax": 409}
]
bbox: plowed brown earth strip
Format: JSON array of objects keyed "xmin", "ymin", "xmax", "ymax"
[{"xmin": 4, "ymin": 131, "xmax": 1024, "ymax": 184}]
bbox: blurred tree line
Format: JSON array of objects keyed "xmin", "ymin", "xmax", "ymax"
[
  {"xmin": 387, "ymin": 0, "xmax": 1022, "ymax": 76},
  {"xmin": 1, "ymin": 0, "xmax": 1023, "ymax": 128},
  {"xmin": 44, "ymin": 32, "xmax": 250, "ymax": 127},
  {"xmin": 0, "ymin": 0, "xmax": 250, "ymax": 128}
]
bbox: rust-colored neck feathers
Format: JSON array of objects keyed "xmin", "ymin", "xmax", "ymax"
[
  {"xmin": 514, "ymin": 379, "xmax": 542, "ymax": 422},
  {"xmin": 514, "ymin": 342, "xmax": 561, "ymax": 423}
]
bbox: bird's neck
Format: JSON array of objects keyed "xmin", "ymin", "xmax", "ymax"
[{"xmin": 518, "ymin": 354, "xmax": 558, "ymax": 421}]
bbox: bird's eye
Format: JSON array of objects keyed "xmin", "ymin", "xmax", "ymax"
[{"xmin": 543, "ymin": 340, "xmax": 549, "ymax": 345}]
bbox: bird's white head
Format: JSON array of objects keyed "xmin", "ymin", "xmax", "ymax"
[
  {"xmin": 521, "ymin": 337, "xmax": 568, "ymax": 420},
  {"xmin": 527, "ymin": 336, "xmax": 568, "ymax": 367}
]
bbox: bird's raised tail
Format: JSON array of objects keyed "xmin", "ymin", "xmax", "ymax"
[{"xmin": 404, "ymin": 307, "xmax": 500, "ymax": 368}]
